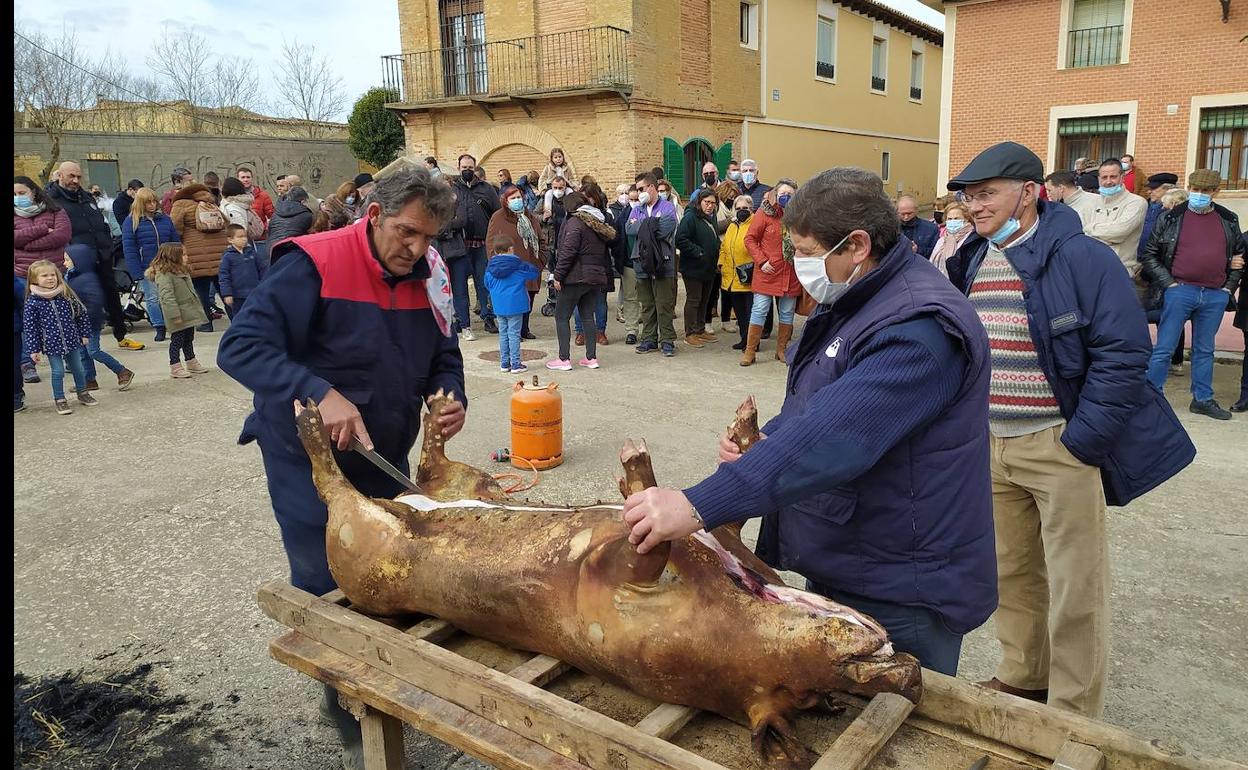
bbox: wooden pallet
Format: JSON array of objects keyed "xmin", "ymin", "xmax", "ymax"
[{"xmin": 259, "ymin": 582, "xmax": 1244, "ymax": 770}]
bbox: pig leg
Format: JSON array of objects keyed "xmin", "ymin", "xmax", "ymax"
[
  {"xmin": 415, "ymin": 390, "xmax": 510, "ymax": 502},
  {"xmin": 747, "ymin": 695, "xmax": 818, "ymax": 770},
  {"xmin": 618, "ymin": 438, "xmax": 658, "ymax": 497},
  {"xmin": 609, "ymin": 438, "xmax": 671, "ymax": 585},
  {"xmin": 714, "ymin": 395, "xmax": 760, "ymax": 540}
]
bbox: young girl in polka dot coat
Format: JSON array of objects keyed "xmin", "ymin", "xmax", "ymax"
[{"xmin": 21, "ymin": 259, "xmax": 97, "ymax": 414}]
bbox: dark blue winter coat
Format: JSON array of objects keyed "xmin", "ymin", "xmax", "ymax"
[
  {"xmin": 483, "ymin": 254, "xmax": 540, "ymax": 316},
  {"xmin": 901, "ymin": 217, "xmax": 940, "ymax": 259},
  {"xmin": 218, "ymin": 244, "xmax": 267, "ymax": 302},
  {"xmin": 217, "ymin": 218, "xmax": 466, "ymax": 524},
  {"xmin": 22, "ymin": 286, "xmax": 91, "ymax": 357},
  {"xmin": 686, "ymin": 241, "xmax": 997, "ymax": 634},
  {"xmin": 948, "ymin": 201, "xmax": 1196, "ymax": 506},
  {"xmin": 64, "ymin": 243, "xmax": 108, "ymax": 333},
  {"xmin": 1136, "ymin": 201, "xmax": 1164, "ymax": 262},
  {"xmin": 121, "ymin": 213, "xmax": 180, "ymax": 279}
]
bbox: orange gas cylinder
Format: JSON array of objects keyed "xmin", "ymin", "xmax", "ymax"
[{"xmin": 510, "ymin": 375, "xmax": 563, "ymax": 470}]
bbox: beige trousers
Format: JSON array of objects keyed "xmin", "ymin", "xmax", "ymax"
[
  {"xmin": 989, "ymin": 423, "xmax": 1109, "ymax": 718},
  {"xmin": 619, "ymin": 266, "xmax": 640, "ymax": 336}
]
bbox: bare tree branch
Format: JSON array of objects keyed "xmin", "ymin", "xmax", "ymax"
[
  {"xmin": 272, "ymin": 38, "xmax": 347, "ymax": 138},
  {"xmin": 207, "ymin": 57, "xmax": 261, "ymax": 134},
  {"xmin": 145, "ymin": 23, "xmax": 213, "ymax": 132}
]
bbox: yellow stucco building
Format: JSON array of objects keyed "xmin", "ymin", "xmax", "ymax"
[{"xmin": 387, "ymin": 0, "xmax": 942, "ymax": 201}]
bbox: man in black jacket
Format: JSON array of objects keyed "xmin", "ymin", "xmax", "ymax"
[
  {"xmin": 113, "ymin": 179, "xmax": 143, "ymax": 230},
  {"xmin": 46, "ymin": 161, "xmax": 145, "ymax": 351},
  {"xmin": 454, "ymin": 154, "xmax": 501, "ymax": 333},
  {"xmin": 1140, "ymin": 168, "xmax": 1245, "ymax": 420}
]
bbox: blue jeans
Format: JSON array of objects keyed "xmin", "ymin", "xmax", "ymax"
[
  {"xmin": 448, "ymin": 256, "xmax": 473, "ymax": 331},
  {"xmin": 468, "ymin": 245, "xmax": 494, "ymax": 322},
  {"xmin": 79, "ymin": 331, "xmax": 126, "ymax": 381},
  {"xmin": 811, "ymin": 583, "xmax": 963, "ymax": 676},
  {"xmin": 48, "ymin": 350, "xmax": 88, "ymax": 400},
  {"xmin": 574, "ymin": 289, "xmax": 608, "ymax": 334},
  {"xmin": 751, "ymin": 293, "xmax": 796, "ymax": 325},
  {"xmin": 496, "ymin": 314, "xmax": 523, "ymax": 370},
  {"xmin": 192, "ymin": 276, "xmax": 216, "ymax": 326},
  {"xmin": 142, "ymin": 277, "xmax": 165, "ymax": 328},
  {"xmin": 1147, "ymin": 283, "xmax": 1229, "ymax": 402}
]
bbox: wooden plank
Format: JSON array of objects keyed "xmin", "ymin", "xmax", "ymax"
[
  {"xmin": 507, "ymin": 654, "xmax": 571, "ymax": 688},
  {"xmin": 1050, "ymin": 740, "xmax": 1106, "ymax": 770},
  {"xmin": 258, "ymin": 581, "xmax": 728, "ymax": 770},
  {"xmin": 361, "ymin": 707, "xmax": 405, "ymax": 770},
  {"xmin": 914, "ymin": 672, "xmax": 1245, "ymax": 770},
  {"xmin": 271, "ymin": 631, "xmax": 588, "ymax": 770},
  {"xmin": 407, "ymin": 617, "xmax": 456, "ymax": 643},
  {"xmin": 812, "ymin": 692, "xmax": 914, "ymax": 770},
  {"xmin": 634, "ymin": 703, "xmax": 698, "ymax": 740},
  {"xmin": 320, "ymin": 589, "xmax": 350, "ymax": 606}
]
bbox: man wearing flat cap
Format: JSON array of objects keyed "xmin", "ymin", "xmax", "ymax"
[
  {"xmin": 1136, "ymin": 173, "xmax": 1179, "ymax": 268},
  {"xmin": 1140, "ymin": 168, "xmax": 1245, "ymax": 420},
  {"xmin": 946, "ymin": 141, "xmax": 1195, "ymax": 718}
]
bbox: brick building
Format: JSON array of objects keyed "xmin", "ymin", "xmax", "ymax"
[
  {"xmin": 939, "ymin": 0, "xmax": 1248, "ymax": 218},
  {"xmin": 385, "ymin": 0, "xmax": 943, "ymax": 201}
]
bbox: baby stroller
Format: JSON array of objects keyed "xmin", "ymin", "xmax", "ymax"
[
  {"xmin": 540, "ymin": 277, "xmax": 557, "ymax": 317},
  {"xmin": 116, "ymin": 267, "xmax": 148, "ymax": 329}
]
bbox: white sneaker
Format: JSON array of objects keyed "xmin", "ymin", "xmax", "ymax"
[{"xmin": 462, "ymin": 328, "xmax": 477, "ymax": 342}]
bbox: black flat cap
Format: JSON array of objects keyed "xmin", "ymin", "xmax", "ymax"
[
  {"xmin": 1146, "ymin": 172, "xmax": 1179, "ymax": 188},
  {"xmin": 353, "ymin": 173, "xmax": 374, "ymax": 188},
  {"xmin": 948, "ymin": 142, "xmax": 1045, "ymax": 191}
]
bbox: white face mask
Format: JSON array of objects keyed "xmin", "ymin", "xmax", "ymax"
[
  {"xmin": 552, "ymin": 188, "xmax": 566, "ymax": 198},
  {"xmin": 794, "ymin": 234, "xmax": 860, "ymax": 305},
  {"xmin": 638, "ymin": 191, "xmax": 652, "ymax": 206},
  {"xmin": 617, "ymin": 194, "xmax": 628, "ymax": 206}
]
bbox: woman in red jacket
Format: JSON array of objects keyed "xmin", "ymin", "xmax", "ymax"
[
  {"xmin": 742, "ymin": 179, "xmax": 801, "ymax": 366},
  {"xmin": 14, "ymin": 176, "xmax": 72, "ymax": 278}
]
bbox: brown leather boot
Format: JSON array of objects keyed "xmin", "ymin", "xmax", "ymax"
[
  {"xmin": 978, "ymin": 678, "xmax": 1048, "ymax": 703},
  {"xmin": 775, "ymin": 323, "xmax": 794, "ymax": 363},
  {"xmin": 740, "ymin": 324, "xmax": 763, "ymax": 366}
]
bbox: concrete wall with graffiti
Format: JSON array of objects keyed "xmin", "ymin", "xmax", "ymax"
[{"xmin": 13, "ymin": 128, "xmax": 363, "ymax": 199}]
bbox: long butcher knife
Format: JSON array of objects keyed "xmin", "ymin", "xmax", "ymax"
[{"xmin": 348, "ymin": 436, "xmax": 424, "ymax": 495}]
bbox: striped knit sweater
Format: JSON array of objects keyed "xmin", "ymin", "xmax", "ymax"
[{"xmin": 968, "ymin": 234, "xmax": 1064, "ymax": 437}]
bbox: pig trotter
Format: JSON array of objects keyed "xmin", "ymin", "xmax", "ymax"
[
  {"xmin": 416, "ymin": 390, "xmax": 510, "ymax": 502},
  {"xmin": 727, "ymin": 394, "xmax": 760, "ymax": 454},
  {"xmin": 619, "ymin": 438, "xmax": 658, "ymax": 497},
  {"xmin": 750, "ymin": 708, "xmax": 818, "ymax": 770}
]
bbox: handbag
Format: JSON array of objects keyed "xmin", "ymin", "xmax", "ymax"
[
  {"xmin": 796, "ymin": 289, "xmax": 817, "ymax": 317},
  {"xmin": 734, "ymin": 262, "xmax": 754, "ymax": 285}
]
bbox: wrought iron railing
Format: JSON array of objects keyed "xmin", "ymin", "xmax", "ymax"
[
  {"xmin": 816, "ymin": 61, "xmax": 835, "ymax": 79},
  {"xmin": 910, "ymin": 86, "xmax": 923, "ymax": 100},
  {"xmin": 1067, "ymin": 25, "xmax": 1123, "ymax": 68},
  {"xmin": 871, "ymin": 76, "xmax": 887, "ymax": 92},
  {"xmin": 381, "ymin": 26, "xmax": 632, "ymax": 104}
]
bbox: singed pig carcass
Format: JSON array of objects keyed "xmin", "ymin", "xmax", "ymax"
[{"xmin": 294, "ymin": 393, "xmax": 921, "ymax": 769}]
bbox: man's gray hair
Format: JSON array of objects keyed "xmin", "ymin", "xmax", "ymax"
[
  {"xmin": 785, "ymin": 168, "xmax": 900, "ymax": 258},
  {"xmin": 741, "ymin": 158, "xmax": 759, "ymax": 170},
  {"xmin": 363, "ymin": 161, "xmax": 456, "ymax": 224}
]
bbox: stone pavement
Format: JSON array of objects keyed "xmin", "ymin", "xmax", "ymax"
[{"xmin": 13, "ymin": 311, "xmax": 1248, "ymax": 768}]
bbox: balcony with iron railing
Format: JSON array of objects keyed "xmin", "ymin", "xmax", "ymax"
[
  {"xmin": 381, "ymin": 26, "xmax": 633, "ymax": 109},
  {"xmin": 910, "ymin": 85, "xmax": 923, "ymax": 100},
  {"xmin": 871, "ymin": 76, "xmax": 887, "ymax": 92},
  {"xmin": 1066, "ymin": 25, "xmax": 1123, "ymax": 68}
]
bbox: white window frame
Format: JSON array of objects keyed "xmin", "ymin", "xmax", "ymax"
[
  {"xmin": 1186, "ymin": 92, "xmax": 1248, "ymax": 197},
  {"xmin": 1057, "ymin": 0, "xmax": 1133, "ymax": 70},
  {"xmin": 870, "ymin": 24, "xmax": 889, "ymax": 96},
  {"xmin": 815, "ymin": 1, "xmax": 837, "ymax": 84},
  {"xmin": 1045, "ymin": 100, "xmax": 1138, "ymax": 173},
  {"xmin": 740, "ymin": 0, "xmax": 760, "ymax": 51},
  {"xmin": 909, "ymin": 38, "xmax": 924, "ymax": 104}
]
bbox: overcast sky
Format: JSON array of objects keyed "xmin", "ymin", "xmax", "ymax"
[{"xmin": 14, "ymin": 0, "xmax": 942, "ymax": 123}]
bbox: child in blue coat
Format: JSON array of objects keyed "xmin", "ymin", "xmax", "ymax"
[
  {"xmin": 64, "ymin": 244, "xmax": 136, "ymax": 392},
  {"xmin": 218, "ymin": 224, "xmax": 267, "ymax": 320},
  {"xmin": 483, "ymin": 236, "xmax": 540, "ymax": 373},
  {"xmin": 22, "ymin": 259, "xmax": 97, "ymax": 414}
]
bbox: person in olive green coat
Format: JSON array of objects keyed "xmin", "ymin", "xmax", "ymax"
[
  {"xmin": 146, "ymin": 243, "xmax": 209, "ymax": 378},
  {"xmin": 675, "ymin": 188, "xmax": 723, "ymax": 347}
]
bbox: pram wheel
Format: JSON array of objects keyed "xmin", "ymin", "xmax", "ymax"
[{"xmin": 540, "ymin": 302, "xmax": 556, "ymax": 317}]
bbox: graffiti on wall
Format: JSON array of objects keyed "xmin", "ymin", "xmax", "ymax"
[{"xmin": 148, "ymin": 152, "xmax": 332, "ymax": 196}]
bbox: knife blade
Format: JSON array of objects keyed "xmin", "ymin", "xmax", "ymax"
[{"xmin": 348, "ymin": 436, "xmax": 423, "ymax": 495}]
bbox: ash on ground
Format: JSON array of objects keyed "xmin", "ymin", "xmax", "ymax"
[{"xmin": 14, "ymin": 653, "xmax": 228, "ymax": 770}]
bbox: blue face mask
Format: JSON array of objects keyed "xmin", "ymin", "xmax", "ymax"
[
  {"xmin": 987, "ymin": 184, "xmax": 1029, "ymax": 246},
  {"xmin": 777, "ymin": 193, "xmax": 792, "ymax": 208},
  {"xmin": 728, "ymin": 170, "xmax": 741, "ymax": 181},
  {"xmin": 508, "ymin": 197, "xmax": 524, "ymax": 213},
  {"xmin": 741, "ymin": 171, "xmax": 757, "ymax": 186},
  {"xmin": 1099, "ymin": 184, "xmax": 1124, "ymax": 197},
  {"xmin": 945, "ymin": 219, "xmax": 967, "ymax": 233},
  {"xmin": 1187, "ymin": 191, "xmax": 1213, "ymax": 211},
  {"xmin": 14, "ymin": 195, "xmax": 32, "ymax": 208}
]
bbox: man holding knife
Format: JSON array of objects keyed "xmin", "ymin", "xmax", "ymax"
[{"xmin": 218, "ymin": 162, "xmax": 465, "ymax": 768}]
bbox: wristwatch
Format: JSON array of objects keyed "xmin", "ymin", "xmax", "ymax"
[{"xmin": 689, "ymin": 502, "xmax": 705, "ymax": 528}]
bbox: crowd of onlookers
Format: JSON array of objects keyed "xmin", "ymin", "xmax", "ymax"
[{"xmin": 14, "ymin": 148, "xmax": 1246, "ymax": 418}]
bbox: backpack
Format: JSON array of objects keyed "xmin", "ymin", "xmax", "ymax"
[
  {"xmin": 243, "ymin": 208, "xmax": 265, "ymax": 240},
  {"xmin": 194, "ymin": 201, "xmax": 227, "ymax": 233}
]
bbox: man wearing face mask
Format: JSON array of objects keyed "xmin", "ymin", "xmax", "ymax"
[
  {"xmin": 621, "ymin": 167, "xmax": 997, "ymax": 675},
  {"xmin": 699, "ymin": 161, "xmax": 720, "ymax": 193},
  {"xmin": 945, "ymin": 142, "xmax": 1194, "ymax": 717},
  {"xmin": 455, "ymin": 154, "xmax": 502, "ymax": 334},
  {"xmin": 726, "ymin": 159, "xmax": 742, "ymax": 187},
  {"xmin": 1084, "ymin": 158, "xmax": 1148, "ymax": 287},
  {"xmin": 737, "ymin": 158, "xmax": 772, "ymax": 209}
]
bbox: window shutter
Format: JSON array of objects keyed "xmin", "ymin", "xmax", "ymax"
[
  {"xmin": 713, "ymin": 142, "xmax": 733, "ymax": 177},
  {"xmin": 663, "ymin": 138, "xmax": 685, "ymax": 195},
  {"xmin": 1200, "ymin": 106, "xmax": 1248, "ymax": 131},
  {"xmin": 1058, "ymin": 115, "xmax": 1129, "ymax": 136}
]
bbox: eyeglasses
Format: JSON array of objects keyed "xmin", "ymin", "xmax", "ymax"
[{"xmin": 955, "ymin": 183, "xmax": 1026, "ymax": 205}]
